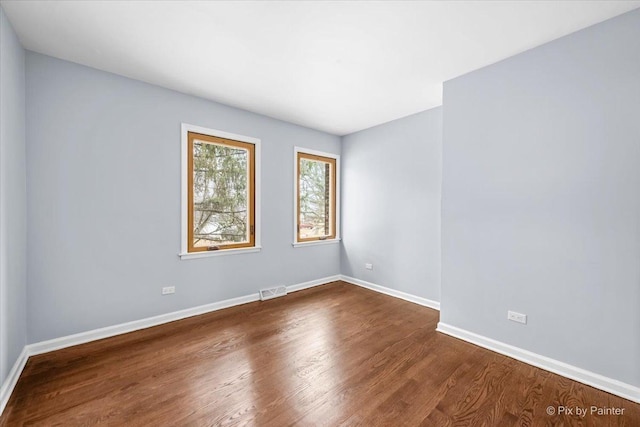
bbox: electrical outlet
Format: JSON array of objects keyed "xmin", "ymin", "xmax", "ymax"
[
  {"xmin": 365, "ymin": 263, "xmax": 373, "ymax": 270},
  {"xmin": 162, "ymin": 286, "xmax": 175, "ymax": 295},
  {"xmin": 508, "ymin": 310, "xmax": 527, "ymax": 324}
]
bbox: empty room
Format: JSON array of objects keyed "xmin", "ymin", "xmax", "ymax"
[{"xmin": 1, "ymin": 1, "xmax": 639, "ymax": 425}]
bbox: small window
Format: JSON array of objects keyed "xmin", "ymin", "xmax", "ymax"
[
  {"xmin": 181, "ymin": 124, "xmax": 260, "ymax": 258},
  {"xmin": 295, "ymin": 148, "xmax": 340, "ymax": 244}
]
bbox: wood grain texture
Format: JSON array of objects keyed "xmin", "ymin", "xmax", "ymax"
[{"xmin": 2, "ymin": 281, "xmax": 638, "ymax": 426}]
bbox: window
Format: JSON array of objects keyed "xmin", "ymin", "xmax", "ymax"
[
  {"xmin": 294, "ymin": 148, "xmax": 340, "ymax": 245},
  {"xmin": 181, "ymin": 124, "xmax": 260, "ymax": 258}
]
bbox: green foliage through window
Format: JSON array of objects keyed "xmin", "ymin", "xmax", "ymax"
[
  {"xmin": 187, "ymin": 131, "xmax": 255, "ymax": 252},
  {"xmin": 193, "ymin": 142, "xmax": 248, "ymax": 246},
  {"xmin": 297, "ymin": 152, "xmax": 336, "ymax": 241}
]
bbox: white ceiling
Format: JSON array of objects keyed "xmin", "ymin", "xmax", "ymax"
[{"xmin": 2, "ymin": 1, "xmax": 639, "ymax": 135}]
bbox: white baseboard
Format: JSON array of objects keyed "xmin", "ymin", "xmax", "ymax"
[
  {"xmin": 28, "ymin": 275, "xmax": 340, "ymax": 357},
  {"xmin": 0, "ymin": 347, "xmax": 29, "ymax": 416},
  {"xmin": 287, "ymin": 275, "xmax": 341, "ymax": 293},
  {"xmin": 27, "ymin": 292, "xmax": 263, "ymax": 357},
  {"xmin": 340, "ymin": 275, "xmax": 440, "ymax": 311},
  {"xmin": 436, "ymin": 322, "xmax": 640, "ymax": 404}
]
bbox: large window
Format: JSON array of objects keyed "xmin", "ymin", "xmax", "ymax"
[
  {"xmin": 294, "ymin": 148, "xmax": 340, "ymax": 244},
  {"xmin": 181, "ymin": 124, "xmax": 260, "ymax": 258}
]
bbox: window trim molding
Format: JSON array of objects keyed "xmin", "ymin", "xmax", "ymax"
[
  {"xmin": 293, "ymin": 146, "xmax": 341, "ymax": 246},
  {"xmin": 292, "ymin": 239, "xmax": 341, "ymax": 248},
  {"xmin": 180, "ymin": 123, "xmax": 261, "ymax": 260}
]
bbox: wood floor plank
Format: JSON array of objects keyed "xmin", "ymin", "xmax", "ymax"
[{"xmin": 1, "ymin": 281, "xmax": 638, "ymax": 426}]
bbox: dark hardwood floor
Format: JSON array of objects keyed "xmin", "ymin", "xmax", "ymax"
[{"xmin": 2, "ymin": 281, "xmax": 638, "ymax": 426}]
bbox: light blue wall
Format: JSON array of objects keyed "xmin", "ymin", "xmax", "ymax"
[
  {"xmin": 441, "ymin": 9, "xmax": 640, "ymax": 386},
  {"xmin": 10, "ymin": 5, "xmax": 640, "ymax": 395},
  {"xmin": 0, "ymin": 6, "xmax": 27, "ymax": 384},
  {"xmin": 25, "ymin": 52, "xmax": 341, "ymax": 343},
  {"xmin": 341, "ymin": 108, "xmax": 442, "ymax": 302}
]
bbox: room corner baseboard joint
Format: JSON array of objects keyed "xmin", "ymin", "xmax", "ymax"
[
  {"xmin": 339, "ymin": 275, "xmax": 440, "ymax": 311},
  {"xmin": 0, "ymin": 347, "xmax": 29, "ymax": 416}
]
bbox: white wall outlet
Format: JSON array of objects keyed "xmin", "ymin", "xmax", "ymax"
[
  {"xmin": 508, "ymin": 310, "xmax": 527, "ymax": 324},
  {"xmin": 365, "ymin": 263, "xmax": 373, "ymax": 270},
  {"xmin": 162, "ymin": 286, "xmax": 175, "ymax": 295}
]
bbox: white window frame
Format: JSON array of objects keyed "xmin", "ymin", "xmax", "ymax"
[
  {"xmin": 293, "ymin": 146, "xmax": 341, "ymax": 247},
  {"xmin": 180, "ymin": 123, "xmax": 261, "ymax": 259}
]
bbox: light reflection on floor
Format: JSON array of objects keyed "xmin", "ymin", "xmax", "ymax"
[{"xmin": 183, "ymin": 297, "xmax": 345, "ymax": 424}]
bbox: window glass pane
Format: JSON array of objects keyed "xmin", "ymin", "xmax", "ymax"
[
  {"xmin": 299, "ymin": 157, "xmax": 332, "ymax": 238},
  {"xmin": 192, "ymin": 140, "xmax": 249, "ymax": 247}
]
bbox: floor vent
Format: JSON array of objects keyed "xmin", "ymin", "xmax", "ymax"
[{"xmin": 260, "ymin": 286, "xmax": 288, "ymax": 301}]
